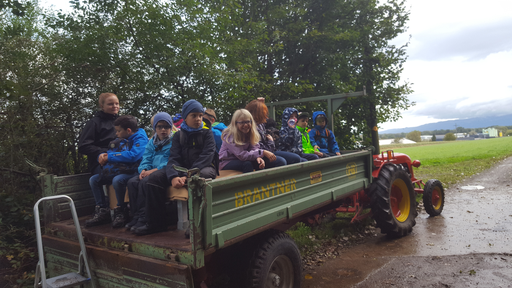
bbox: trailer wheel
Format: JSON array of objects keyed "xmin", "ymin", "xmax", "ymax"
[
  {"xmin": 423, "ymin": 179, "xmax": 444, "ymax": 216},
  {"xmin": 248, "ymin": 231, "xmax": 301, "ymax": 288},
  {"xmin": 370, "ymin": 164, "xmax": 417, "ymax": 237}
]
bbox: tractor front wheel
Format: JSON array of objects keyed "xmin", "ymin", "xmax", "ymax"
[
  {"xmin": 423, "ymin": 179, "xmax": 445, "ymax": 217},
  {"xmin": 369, "ymin": 164, "xmax": 417, "ymax": 237}
]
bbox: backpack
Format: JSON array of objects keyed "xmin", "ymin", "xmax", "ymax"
[
  {"xmin": 314, "ymin": 128, "xmax": 330, "ymax": 142},
  {"xmin": 178, "ymin": 129, "xmax": 219, "ymax": 175},
  {"xmin": 97, "ymin": 138, "xmax": 141, "ymax": 185}
]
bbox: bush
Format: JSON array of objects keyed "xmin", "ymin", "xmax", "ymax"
[
  {"xmin": 444, "ymin": 133, "xmax": 457, "ymax": 141},
  {"xmin": 406, "ymin": 130, "xmax": 421, "ymax": 142}
]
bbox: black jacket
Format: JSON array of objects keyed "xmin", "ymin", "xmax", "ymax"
[
  {"xmin": 165, "ymin": 128, "xmax": 217, "ymax": 181},
  {"xmin": 78, "ymin": 111, "xmax": 118, "ymax": 173}
]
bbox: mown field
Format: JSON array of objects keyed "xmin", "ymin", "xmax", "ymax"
[{"xmin": 380, "ymin": 137, "xmax": 512, "ymax": 188}]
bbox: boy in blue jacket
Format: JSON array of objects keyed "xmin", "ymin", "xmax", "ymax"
[
  {"xmin": 135, "ymin": 100, "xmax": 217, "ymax": 236},
  {"xmin": 125, "ymin": 112, "xmax": 175, "ymax": 231},
  {"xmin": 309, "ymin": 111, "xmax": 341, "ymax": 156},
  {"xmin": 85, "ymin": 115, "xmax": 149, "ymax": 228}
]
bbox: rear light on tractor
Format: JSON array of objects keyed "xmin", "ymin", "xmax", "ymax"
[
  {"xmin": 382, "ymin": 150, "xmax": 394, "ymax": 161},
  {"xmin": 412, "ymin": 160, "xmax": 421, "ymax": 168}
]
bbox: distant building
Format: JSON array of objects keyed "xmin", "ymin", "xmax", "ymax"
[
  {"xmin": 380, "ymin": 138, "xmax": 416, "ymax": 146},
  {"xmin": 482, "ymin": 128, "xmax": 498, "ymax": 138},
  {"xmin": 421, "ymin": 135, "xmax": 433, "ymax": 141}
]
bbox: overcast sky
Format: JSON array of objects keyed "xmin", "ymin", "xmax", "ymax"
[
  {"xmin": 381, "ymin": 0, "xmax": 512, "ymax": 131},
  {"xmin": 42, "ymin": 0, "xmax": 512, "ymax": 132}
]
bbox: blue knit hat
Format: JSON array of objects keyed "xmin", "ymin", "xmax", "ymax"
[
  {"xmin": 182, "ymin": 99, "xmax": 204, "ymax": 119},
  {"xmin": 152, "ymin": 112, "xmax": 173, "ymax": 130}
]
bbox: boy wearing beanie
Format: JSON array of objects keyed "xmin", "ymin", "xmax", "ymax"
[
  {"xmin": 135, "ymin": 100, "xmax": 218, "ymax": 236},
  {"xmin": 125, "ymin": 112, "xmax": 175, "ymax": 232}
]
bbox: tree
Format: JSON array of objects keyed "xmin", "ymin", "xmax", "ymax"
[
  {"xmin": 0, "ymin": 0, "xmax": 30, "ymax": 16},
  {"xmin": 444, "ymin": 133, "xmax": 456, "ymax": 141},
  {"xmin": 212, "ymin": 0, "xmax": 413, "ymax": 149},
  {"xmin": 431, "ymin": 134, "xmax": 436, "ymax": 141},
  {"xmin": 406, "ymin": 130, "xmax": 421, "ymax": 142}
]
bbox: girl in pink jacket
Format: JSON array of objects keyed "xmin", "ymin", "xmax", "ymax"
[{"xmin": 219, "ymin": 109, "xmax": 273, "ymax": 173}]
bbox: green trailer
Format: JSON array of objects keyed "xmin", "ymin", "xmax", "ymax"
[
  {"xmin": 34, "ymin": 90, "xmax": 444, "ymax": 288},
  {"xmin": 35, "ymin": 149, "xmax": 373, "ymax": 288}
]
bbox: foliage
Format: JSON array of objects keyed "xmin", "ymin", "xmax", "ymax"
[
  {"xmin": 444, "ymin": 133, "xmax": 456, "ymax": 141},
  {"xmin": 380, "ymin": 132, "xmax": 406, "ymax": 139},
  {"xmin": 0, "ymin": 0, "xmax": 30, "ymax": 16},
  {"xmin": 287, "ymin": 214, "xmax": 373, "ymax": 256},
  {"xmin": 431, "ymin": 134, "xmax": 436, "ymax": 141},
  {"xmin": 1, "ymin": 0, "xmax": 414, "ymax": 283},
  {"xmin": 406, "ymin": 130, "xmax": 421, "ymax": 142}
]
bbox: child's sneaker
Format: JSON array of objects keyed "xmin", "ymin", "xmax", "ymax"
[
  {"xmin": 112, "ymin": 206, "xmax": 128, "ymax": 228},
  {"xmin": 125, "ymin": 216, "xmax": 139, "ymax": 229},
  {"xmin": 85, "ymin": 206, "xmax": 111, "ymax": 227}
]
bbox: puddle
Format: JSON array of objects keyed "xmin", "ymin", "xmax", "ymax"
[{"xmin": 460, "ymin": 185, "xmax": 485, "ymax": 190}]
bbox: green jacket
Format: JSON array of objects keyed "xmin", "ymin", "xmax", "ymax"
[{"xmin": 297, "ymin": 126, "xmax": 317, "ymax": 154}]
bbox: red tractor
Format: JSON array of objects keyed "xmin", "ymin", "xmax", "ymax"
[{"xmin": 266, "ymin": 91, "xmax": 446, "ymax": 237}]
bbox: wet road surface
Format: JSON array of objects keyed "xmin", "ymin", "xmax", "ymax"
[{"xmin": 302, "ymin": 157, "xmax": 512, "ymax": 288}]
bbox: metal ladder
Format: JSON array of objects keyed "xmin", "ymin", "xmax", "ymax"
[{"xmin": 33, "ymin": 195, "xmax": 93, "ymax": 288}]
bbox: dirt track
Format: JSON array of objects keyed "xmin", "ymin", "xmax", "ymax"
[{"xmin": 302, "ymin": 156, "xmax": 512, "ymax": 288}]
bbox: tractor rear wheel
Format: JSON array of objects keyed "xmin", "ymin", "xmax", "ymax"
[
  {"xmin": 369, "ymin": 164, "xmax": 417, "ymax": 237},
  {"xmin": 423, "ymin": 179, "xmax": 444, "ymax": 217}
]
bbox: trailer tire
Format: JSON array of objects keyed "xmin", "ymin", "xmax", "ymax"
[
  {"xmin": 248, "ymin": 231, "xmax": 301, "ymax": 288},
  {"xmin": 370, "ymin": 164, "xmax": 417, "ymax": 237},
  {"xmin": 423, "ymin": 179, "xmax": 444, "ymax": 216}
]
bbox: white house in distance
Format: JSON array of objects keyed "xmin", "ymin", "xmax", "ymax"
[
  {"xmin": 380, "ymin": 138, "xmax": 416, "ymax": 146},
  {"xmin": 482, "ymin": 128, "xmax": 498, "ymax": 137}
]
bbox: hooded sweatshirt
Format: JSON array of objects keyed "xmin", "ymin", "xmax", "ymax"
[
  {"xmin": 138, "ymin": 134, "xmax": 173, "ymax": 173},
  {"xmin": 277, "ymin": 107, "xmax": 302, "ymax": 154},
  {"xmin": 308, "ymin": 111, "xmax": 340, "ymax": 154},
  {"xmin": 297, "ymin": 126, "xmax": 317, "ymax": 154},
  {"xmin": 107, "ymin": 128, "xmax": 149, "ymax": 163},
  {"xmin": 212, "ymin": 122, "xmax": 227, "ymax": 152}
]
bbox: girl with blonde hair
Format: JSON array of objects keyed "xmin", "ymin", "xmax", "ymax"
[{"xmin": 219, "ymin": 109, "xmax": 267, "ymax": 173}]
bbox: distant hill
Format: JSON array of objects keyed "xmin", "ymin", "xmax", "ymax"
[{"xmin": 381, "ymin": 114, "xmax": 512, "ymax": 134}]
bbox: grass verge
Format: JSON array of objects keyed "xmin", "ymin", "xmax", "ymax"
[{"xmin": 384, "ymin": 137, "xmax": 512, "ymax": 187}]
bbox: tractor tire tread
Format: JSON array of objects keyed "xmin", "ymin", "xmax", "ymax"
[{"xmin": 369, "ymin": 164, "xmax": 417, "ymax": 237}]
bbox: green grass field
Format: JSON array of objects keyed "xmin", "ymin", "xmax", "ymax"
[{"xmin": 381, "ymin": 137, "xmax": 512, "ymax": 187}]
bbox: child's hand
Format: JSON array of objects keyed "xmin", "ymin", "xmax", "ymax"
[
  {"xmin": 314, "ymin": 145, "xmax": 320, "ymax": 150},
  {"xmin": 314, "ymin": 151, "xmax": 324, "ymax": 157},
  {"xmin": 336, "ymin": 152, "xmax": 341, "ymax": 156},
  {"xmin": 98, "ymin": 153, "xmax": 108, "ymax": 166},
  {"xmin": 266, "ymin": 134, "xmax": 273, "ymax": 142},
  {"xmin": 139, "ymin": 168, "xmax": 157, "ymax": 179},
  {"xmin": 172, "ymin": 176, "xmax": 187, "ymax": 188},
  {"xmin": 257, "ymin": 158, "xmax": 265, "ymax": 169},
  {"xmin": 263, "ymin": 150, "xmax": 276, "ymax": 162}
]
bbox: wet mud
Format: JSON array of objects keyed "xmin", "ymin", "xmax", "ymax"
[{"xmin": 302, "ymin": 156, "xmax": 512, "ymax": 288}]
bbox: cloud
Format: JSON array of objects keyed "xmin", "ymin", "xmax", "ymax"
[
  {"xmin": 409, "ymin": 19, "xmax": 512, "ymax": 61},
  {"xmin": 414, "ymin": 97, "xmax": 512, "ymax": 119}
]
